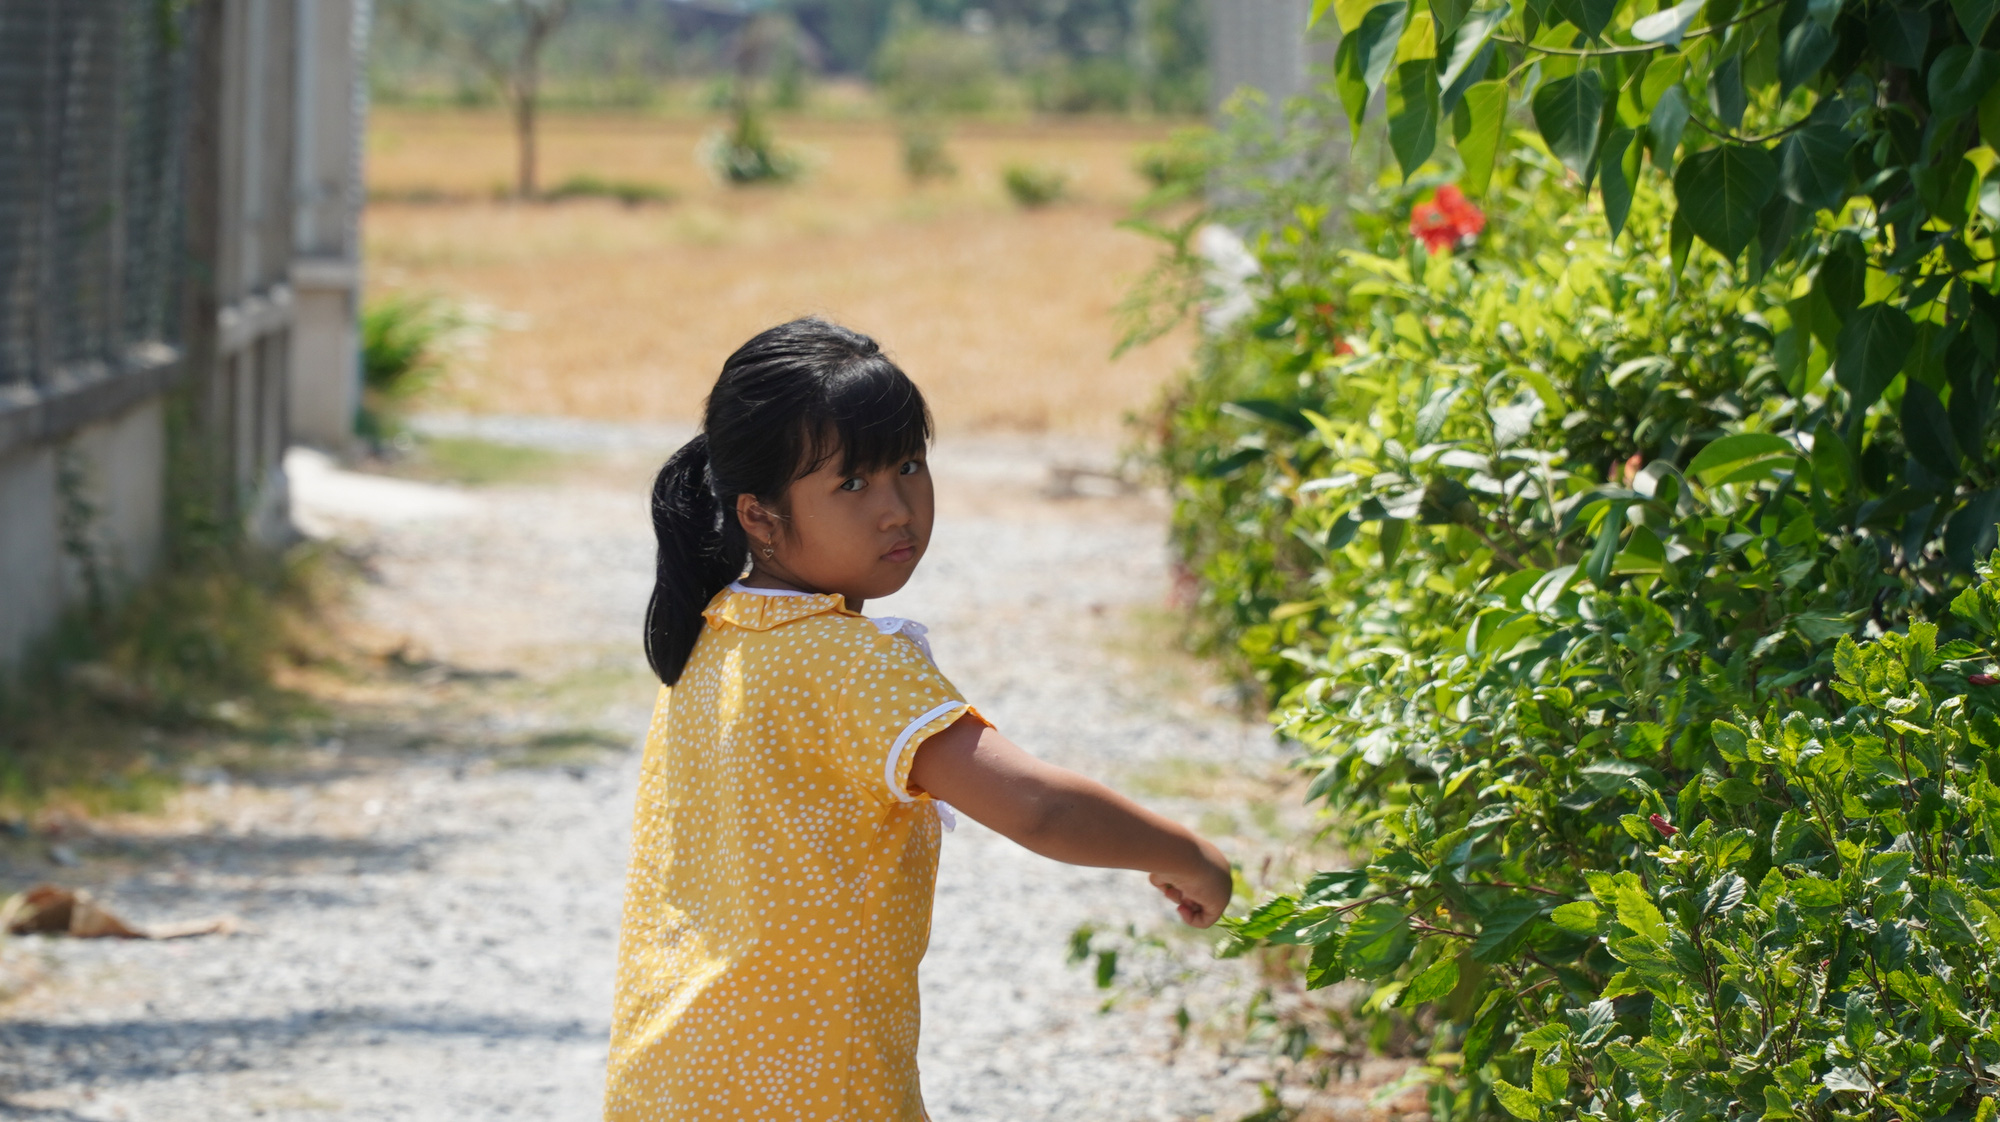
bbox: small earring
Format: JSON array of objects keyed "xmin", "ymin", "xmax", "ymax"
[{"xmin": 760, "ymin": 545, "xmax": 775, "ymax": 559}]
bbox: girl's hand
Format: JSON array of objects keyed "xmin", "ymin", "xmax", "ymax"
[{"xmin": 1149, "ymin": 840, "xmax": 1232, "ymax": 928}]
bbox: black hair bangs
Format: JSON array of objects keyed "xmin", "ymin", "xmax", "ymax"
[{"xmin": 796, "ymin": 354, "xmax": 933, "ymax": 480}]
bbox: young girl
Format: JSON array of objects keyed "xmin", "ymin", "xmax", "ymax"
[{"xmin": 606, "ymin": 318, "xmax": 1233, "ymax": 1121}]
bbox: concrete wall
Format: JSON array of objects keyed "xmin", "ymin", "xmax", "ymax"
[
  {"xmin": 288, "ymin": 0, "xmax": 367, "ymax": 451},
  {"xmin": 0, "ymin": 396, "xmax": 165, "ymax": 667}
]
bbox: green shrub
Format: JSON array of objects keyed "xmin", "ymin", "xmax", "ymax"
[
  {"xmin": 360, "ymin": 292, "xmax": 467, "ymax": 444},
  {"xmin": 1497, "ymin": 600, "xmax": 2000, "ymax": 1121},
  {"xmin": 872, "ymin": 24, "xmax": 1000, "ymax": 115},
  {"xmin": 704, "ymin": 99, "xmax": 802, "ymax": 186},
  {"xmin": 542, "ymin": 173, "xmax": 675, "ymax": 206},
  {"xmin": 1146, "ymin": 84, "xmax": 2000, "ymax": 1114},
  {"xmin": 1002, "ymin": 162, "xmax": 1068, "ymax": 208},
  {"xmin": 1133, "ymin": 127, "xmax": 1212, "ymax": 205},
  {"xmin": 1030, "ymin": 56, "xmax": 1137, "ymax": 114},
  {"xmin": 899, "ymin": 122, "xmax": 957, "ymax": 184}
]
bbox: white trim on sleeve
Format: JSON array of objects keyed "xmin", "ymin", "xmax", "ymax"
[
  {"xmin": 885, "ymin": 700, "xmax": 968, "ymax": 804},
  {"xmin": 726, "ymin": 581, "xmax": 816, "ymax": 597}
]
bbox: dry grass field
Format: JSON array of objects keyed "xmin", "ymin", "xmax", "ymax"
[{"xmin": 365, "ymin": 109, "xmax": 1198, "ymax": 436}]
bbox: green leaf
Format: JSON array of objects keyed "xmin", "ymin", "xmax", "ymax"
[
  {"xmin": 1612, "ymin": 881, "xmax": 1669, "ymax": 945},
  {"xmin": 1945, "ymin": 489, "xmax": 2000, "ymax": 571},
  {"xmin": 1836, "ymin": 303, "xmax": 1917, "ymax": 415},
  {"xmin": 1779, "ymin": 22, "xmax": 1835, "ymax": 96},
  {"xmin": 1710, "ymin": 56, "xmax": 1747, "ymax": 130},
  {"xmin": 1492, "ymin": 1078, "xmax": 1544, "ymax": 1120},
  {"xmin": 1441, "ymin": 6, "xmax": 1509, "ymax": 91},
  {"xmin": 1585, "ymin": 500, "xmax": 1623, "ymax": 586},
  {"xmin": 1674, "ymin": 144, "xmax": 1779, "ymax": 261},
  {"xmin": 1432, "ymin": 0, "xmax": 1476, "ymax": 38},
  {"xmin": 1779, "ymin": 125, "xmax": 1854, "ymax": 212},
  {"xmin": 1599, "ymin": 128, "xmax": 1640, "ymax": 240},
  {"xmin": 1472, "ymin": 896, "xmax": 1548, "ymax": 962},
  {"xmin": 1649, "ymin": 85, "xmax": 1689, "ymax": 173},
  {"xmin": 1463, "ymin": 993, "xmax": 1511, "ymax": 1068},
  {"xmin": 1401, "ymin": 955, "xmax": 1461, "ymax": 1004},
  {"xmin": 1818, "ymin": 234, "xmax": 1866, "ymax": 315},
  {"xmin": 1790, "ymin": 874, "xmax": 1842, "ymax": 907},
  {"xmin": 1312, "ymin": 0, "xmax": 1337, "ymax": 26},
  {"xmin": 1823, "ymin": 1067, "xmax": 1874, "ymax": 1095},
  {"xmin": 1931, "ymin": 46, "xmax": 2000, "ymax": 119},
  {"xmin": 1458, "ymin": 80, "xmax": 1510, "ymax": 194},
  {"xmin": 1390, "ymin": 59, "xmax": 1442, "ymax": 179},
  {"xmin": 1688, "ymin": 432, "xmax": 1796, "ymax": 485},
  {"xmin": 1307, "ymin": 934, "xmax": 1347, "ymax": 988},
  {"xmin": 1335, "ymin": 3, "xmax": 1410, "ymax": 131},
  {"xmin": 1954, "ymin": 0, "xmax": 2000, "ymax": 48},
  {"xmin": 1343, "ymin": 903, "xmax": 1416, "ymax": 977},
  {"xmin": 1533, "ymin": 71, "xmax": 1606, "ymax": 181},
  {"xmin": 1901, "ymin": 380, "xmax": 1963, "ymax": 481},
  {"xmin": 1550, "ymin": 900, "xmax": 1602, "ymax": 933},
  {"xmin": 1552, "ymin": 0, "xmax": 1616, "ymax": 38},
  {"xmin": 1631, "ymin": 0, "xmax": 1704, "ymax": 45},
  {"xmin": 1235, "ymin": 894, "xmax": 1301, "ymax": 938},
  {"xmin": 1872, "ymin": 5, "xmax": 1931, "ymax": 69}
]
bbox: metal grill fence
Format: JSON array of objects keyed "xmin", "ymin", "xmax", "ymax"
[{"xmin": 0, "ymin": 0, "xmax": 192, "ymax": 400}]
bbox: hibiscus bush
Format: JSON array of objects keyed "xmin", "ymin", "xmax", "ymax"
[{"xmin": 1142, "ymin": 14, "xmax": 2000, "ymax": 1106}]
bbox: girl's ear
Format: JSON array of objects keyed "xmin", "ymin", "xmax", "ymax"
[{"xmin": 736, "ymin": 492, "xmax": 781, "ymax": 547}]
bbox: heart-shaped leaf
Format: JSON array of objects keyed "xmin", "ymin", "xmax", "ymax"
[
  {"xmin": 1440, "ymin": 5, "xmax": 1509, "ymax": 92},
  {"xmin": 1600, "ymin": 128, "xmax": 1640, "ymax": 240},
  {"xmin": 1779, "ymin": 125, "xmax": 1854, "ymax": 211},
  {"xmin": 1649, "ymin": 84, "xmax": 1689, "ymax": 172},
  {"xmin": 1533, "ymin": 70, "xmax": 1606, "ymax": 181},
  {"xmin": 1710, "ymin": 56, "xmax": 1747, "ymax": 129},
  {"xmin": 1554, "ymin": 0, "xmax": 1617, "ymax": 38},
  {"xmin": 1930, "ymin": 45, "xmax": 2000, "ymax": 119},
  {"xmin": 1334, "ymin": 3, "xmax": 1410, "ymax": 130},
  {"xmin": 1389, "ymin": 59, "xmax": 1442, "ymax": 179},
  {"xmin": 1870, "ymin": 5, "xmax": 1930, "ymax": 69},
  {"xmin": 1780, "ymin": 21, "xmax": 1836, "ymax": 95},
  {"xmin": 1457, "ymin": 80, "xmax": 1510, "ymax": 193},
  {"xmin": 1836, "ymin": 303, "xmax": 1916, "ymax": 413},
  {"xmin": 1953, "ymin": 0, "xmax": 2000, "ymax": 44},
  {"xmin": 1674, "ymin": 144, "xmax": 1779, "ymax": 260},
  {"xmin": 1901, "ymin": 380, "xmax": 1963, "ymax": 481}
]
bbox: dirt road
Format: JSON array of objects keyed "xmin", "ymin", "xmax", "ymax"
[{"xmin": 0, "ymin": 425, "xmax": 1282, "ymax": 1121}]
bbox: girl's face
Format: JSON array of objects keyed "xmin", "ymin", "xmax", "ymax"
[{"xmin": 736, "ymin": 448, "xmax": 934, "ymax": 608}]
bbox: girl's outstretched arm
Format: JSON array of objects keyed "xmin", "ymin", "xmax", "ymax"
[{"xmin": 909, "ymin": 715, "xmax": 1234, "ymax": 927}]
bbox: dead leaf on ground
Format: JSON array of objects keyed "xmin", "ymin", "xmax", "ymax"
[{"xmin": 0, "ymin": 884, "xmax": 238, "ymax": 939}]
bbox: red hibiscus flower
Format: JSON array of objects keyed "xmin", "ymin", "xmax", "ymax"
[{"xmin": 1409, "ymin": 185, "xmax": 1487, "ymax": 254}]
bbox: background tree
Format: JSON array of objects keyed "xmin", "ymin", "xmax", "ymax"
[{"xmin": 378, "ymin": 0, "xmax": 579, "ymax": 198}]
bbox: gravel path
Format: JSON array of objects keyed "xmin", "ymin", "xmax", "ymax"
[{"xmin": 0, "ymin": 426, "xmax": 1284, "ymax": 1122}]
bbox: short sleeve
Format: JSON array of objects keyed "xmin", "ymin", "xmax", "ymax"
[{"xmin": 833, "ymin": 629, "xmax": 990, "ymax": 805}]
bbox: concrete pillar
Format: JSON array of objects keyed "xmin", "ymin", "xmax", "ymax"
[
  {"xmin": 1210, "ymin": 0, "xmax": 1312, "ymax": 112},
  {"xmin": 287, "ymin": 0, "xmax": 367, "ymax": 451}
]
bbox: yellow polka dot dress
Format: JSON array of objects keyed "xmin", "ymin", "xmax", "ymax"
[{"xmin": 606, "ymin": 584, "xmax": 987, "ymax": 1121}]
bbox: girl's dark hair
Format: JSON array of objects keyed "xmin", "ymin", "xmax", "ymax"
[{"xmin": 644, "ymin": 317, "xmax": 932, "ymax": 685}]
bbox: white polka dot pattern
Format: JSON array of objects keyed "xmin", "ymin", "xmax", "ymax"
[{"xmin": 605, "ymin": 588, "xmax": 987, "ymax": 1121}]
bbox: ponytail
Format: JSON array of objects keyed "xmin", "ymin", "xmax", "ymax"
[
  {"xmin": 643, "ymin": 317, "xmax": 933, "ymax": 686},
  {"xmin": 644, "ymin": 433, "xmax": 749, "ymax": 685}
]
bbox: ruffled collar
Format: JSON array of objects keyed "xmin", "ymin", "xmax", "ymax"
[{"xmin": 702, "ymin": 581, "xmax": 856, "ymax": 632}]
